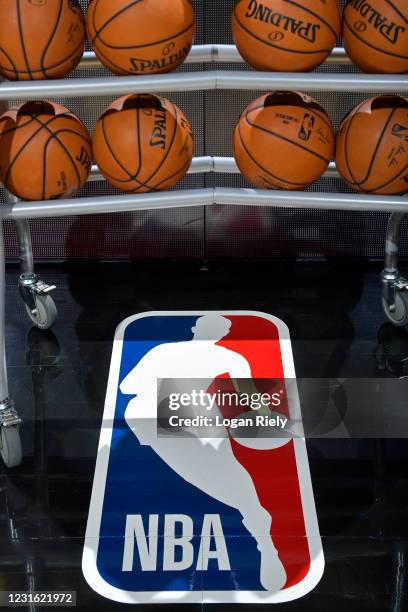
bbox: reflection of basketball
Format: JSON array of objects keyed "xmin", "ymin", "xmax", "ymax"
[
  {"xmin": 336, "ymin": 96, "xmax": 408, "ymax": 195},
  {"xmin": 0, "ymin": 101, "xmax": 92, "ymax": 201},
  {"xmin": 343, "ymin": 0, "xmax": 408, "ymax": 73},
  {"xmin": 232, "ymin": 0, "xmax": 341, "ymax": 72},
  {"xmin": 93, "ymin": 94, "xmax": 194, "ymax": 193},
  {"xmin": 0, "ymin": 0, "xmax": 85, "ymax": 81},
  {"xmin": 87, "ymin": 0, "xmax": 196, "ymax": 75},
  {"xmin": 233, "ymin": 92, "xmax": 335, "ymax": 190}
]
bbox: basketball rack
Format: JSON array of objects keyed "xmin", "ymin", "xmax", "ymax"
[{"xmin": 0, "ymin": 44, "xmax": 407, "ymax": 467}]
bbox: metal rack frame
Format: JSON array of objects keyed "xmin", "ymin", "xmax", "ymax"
[{"xmin": 0, "ymin": 44, "xmax": 407, "ymax": 467}]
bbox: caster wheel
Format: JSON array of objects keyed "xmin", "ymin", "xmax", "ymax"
[
  {"xmin": 25, "ymin": 294, "xmax": 57, "ymax": 330},
  {"xmin": 383, "ymin": 292, "xmax": 408, "ymax": 327},
  {"xmin": 0, "ymin": 426, "xmax": 22, "ymax": 468}
]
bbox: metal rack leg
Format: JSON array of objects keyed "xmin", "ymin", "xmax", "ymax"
[
  {"xmin": 15, "ymin": 218, "xmax": 34, "ymax": 275},
  {"xmin": 382, "ymin": 213, "xmax": 408, "ymax": 327},
  {"xmin": 0, "ymin": 217, "xmax": 22, "ymax": 468},
  {"xmin": 10, "ymin": 195, "xmax": 58, "ymax": 330}
]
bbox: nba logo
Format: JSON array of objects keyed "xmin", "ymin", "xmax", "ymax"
[{"xmin": 83, "ymin": 311, "xmax": 324, "ymax": 604}]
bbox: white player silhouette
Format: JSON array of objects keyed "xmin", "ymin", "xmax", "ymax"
[{"xmin": 120, "ymin": 314, "xmax": 287, "ymax": 591}]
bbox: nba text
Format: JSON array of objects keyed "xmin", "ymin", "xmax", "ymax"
[{"xmin": 122, "ymin": 514, "xmax": 230, "ymax": 572}]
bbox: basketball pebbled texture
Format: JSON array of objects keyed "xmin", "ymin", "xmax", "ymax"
[
  {"xmin": 92, "ymin": 94, "xmax": 194, "ymax": 193},
  {"xmin": 0, "ymin": 0, "xmax": 86, "ymax": 81},
  {"xmin": 87, "ymin": 0, "xmax": 196, "ymax": 76},
  {"xmin": 0, "ymin": 101, "xmax": 92, "ymax": 201},
  {"xmin": 343, "ymin": 0, "xmax": 408, "ymax": 74},
  {"xmin": 233, "ymin": 91, "xmax": 335, "ymax": 190},
  {"xmin": 232, "ymin": 0, "xmax": 341, "ymax": 72},
  {"xmin": 336, "ymin": 96, "xmax": 408, "ymax": 195}
]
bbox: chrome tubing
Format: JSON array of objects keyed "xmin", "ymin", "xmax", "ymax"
[
  {"xmin": 0, "ymin": 219, "xmax": 9, "ymax": 401},
  {"xmin": 0, "ymin": 71, "xmax": 405, "ymax": 100},
  {"xmin": 2, "ymin": 189, "xmax": 408, "ymax": 219},
  {"xmin": 78, "ymin": 45, "xmax": 351, "ymax": 69}
]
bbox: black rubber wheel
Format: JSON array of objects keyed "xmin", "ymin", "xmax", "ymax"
[{"xmin": 383, "ymin": 292, "xmax": 408, "ymax": 328}]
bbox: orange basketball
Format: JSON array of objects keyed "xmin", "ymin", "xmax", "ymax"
[
  {"xmin": 0, "ymin": 0, "xmax": 85, "ymax": 81},
  {"xmin": 0, "ymin": 101, "xmax": 92, "ymax": 201},
  {"xmin": 343, "ymin": 0, "xmax": 408, "ymax": 73},
  {"xmin": 232, "ymin": 0, "xmax": 341, "ymax": 72},
  {"xmin": 336, "ymin": 96, "xmax": 408, "ymax": 195},
  {"xmin": 92, "ymin": 94, "xmax": 194, "ymax": 193},
  {"xmin": 87, "ymin": 0, "xmax": 196, "ymax": 75},
  {"xmin": 233, "ymin": 92, "xmax": 335, "ymax": 190}
]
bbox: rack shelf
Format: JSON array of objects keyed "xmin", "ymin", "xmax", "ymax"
[
  {"xmin": 0, "ymin": 45, "xmax": 406, "ymax": 100},
  {"xmin": 3, "ymin": 156, "xmax": 405, "ymax": 218},
  {"xmin": 1, "ymin": 70, "xmax": 405, "ymax": 100},
  {"xmin": 4, "ymin": 188, "xmax": 407, "ymax": 220},
  {"xmin": 88, "ymin": 157, "xmax": 339, "ymax": 181}
]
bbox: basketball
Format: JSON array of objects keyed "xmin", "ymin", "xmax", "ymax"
[
  {"xmin": 0, "ymin": 0, "xmax": 85, "ymax": 81},
  {"xmin": 343, "ymin": 0, "xmax": 408, "ymax": 73},
  {"xmin": 92, "ymin": 94, "xmax": 194, "ymax": 193},
  {"xmin": 232, "ymin": 0, "xmax": 341, "ymax": 72},
  {"xmin": 0, "ymin": 101, "xmax": 92, "ymax": 201},
  {"xmin": 87, "ymin": 0, "xmax": 196, "ymax": 75},
  {"xmin": 233, "ymin": 91, "xmax": 335, "ymax": 190},
  {"xmin": 336, "ymin": 96, "xmax": 408, "ymax": 195}
]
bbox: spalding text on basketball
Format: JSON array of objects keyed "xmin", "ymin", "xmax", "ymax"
[
  {"xmin": 245, "ymin": 0, "xmax": 321, "ymax": 44},
  {"xmin": 76, "ymin": 146, "xmax": 92, "ymax": 172},
  {"xmin": 150, "ymin": 111, "xmax": 167, "ymax": 150},
  {"xmin": 348, "ymin": 0, "xmax": 406, "ymax": 45},
  {"xmin": 129, "ymin": 44, "xmax": 192, "ymax": 73}
]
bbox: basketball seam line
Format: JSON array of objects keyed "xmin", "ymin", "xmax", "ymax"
[
  {"xmin": 134, "ymin": 157, "xmax": 192, "ymax": 192},
  {"xmin": 236, "ymin": 122, "xmax": 308, "ymax": 186},
  {"xmin": 0, "ymin": 113, "xmax": 40, "ymax": 137},
  {"xmin": 31, "ymin": 116, "xmax": 85, "ymax": 195},
  {"xmin": 41, "ymin": 127, "xmax": 90, "ymax": 199},
  {"xmin": 3, "ymin": 113, "xmax": 70, "ymax": 189},
  {"xmin": 0, "ymin": 38, "xmax": 85, "ymax": 76},
  {"xmin": 0, "ymin": 45, "xmax": 18, "ymax": 79},
  {"xmin": 16, "ymin": 0, "xmax": 32, "ymax": 80},
  {"xmin": 40, "ymin": 0, "xmax": 64, "ymax": 79},
  {"xmin": 356, "ymin": 107, "xmax": 397, "ymax": 188},
  {"xmin": 99, "ymin": 100, "xmax": 186, "ymax": 191},
  {"xmin": 90, "ymin": 0, "xmax": 144, "ymax": 46},
  {"xmin": 283, "ymin": 0, "xmax": 339, "ymax": 39},
  {"xmin": 96, "ymin": 155, "xmax": 191, "ymax": 192},
  {"xmin": 133, "ymin": 100, "xmax": 143, "ymax": 179},
  {"xmin": 92, "ymin": 18, "xmax": 195, "ymax": 51},
  {"xmin": 90, "ymin": 0, "xmax": 194, "ymax": 51},
  {"xmin": 101, "ymin": 114, "xmax": 140, "ymax": 182},
  {"xmin": 342, "ymin": 99, "xmax": 367, "ymax": 185},
  {"xmin": 245, "ymin": 114, "xmax": 332, "ymax": 164},
  {"xmin": 384, "ymin": 0, "xmax": 408, "ymax": 25},
  {"xmin": 342, "ymin": 161, "xmax": 408, "ymax": 194},
  {"xmin": 362, "ymin": 159, "xmax": 408, "ymax": 193}
]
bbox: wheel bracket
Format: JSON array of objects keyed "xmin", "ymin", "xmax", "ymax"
[
  {"xmin": 18, "ymin": 273, "xmax": 56, "ymax": 312},
  {"xmin": 0, "ymin": 400, "xmax": 22, "ymax": 428},
  {"xmin": 393, "ymin": 277, "xmax": 408, "ymax": 292}
]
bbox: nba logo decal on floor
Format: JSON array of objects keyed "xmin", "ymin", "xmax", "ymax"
[{"xmin": 82, "ymin": 311, "xmax": 324, "ymax": 604}]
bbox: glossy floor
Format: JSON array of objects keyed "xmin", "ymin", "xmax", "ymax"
[{"xmin": 1, "ymin": 260, "xmax": 408, "ymax": 611}]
